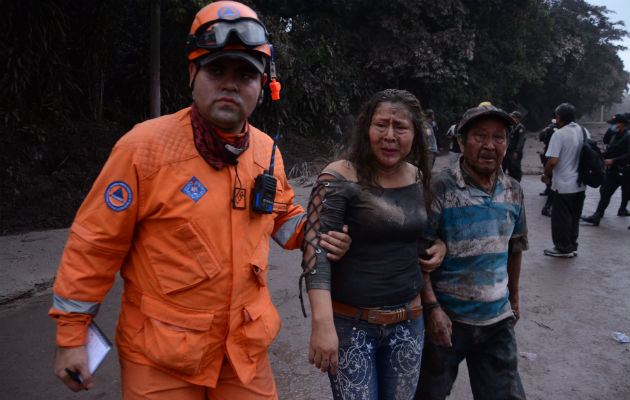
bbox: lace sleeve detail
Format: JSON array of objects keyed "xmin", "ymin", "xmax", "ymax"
[{"xmin": 299, "ymin": 175, "xmax": 349, "ymax": 316}]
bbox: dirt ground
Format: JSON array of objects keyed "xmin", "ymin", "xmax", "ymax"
[{"xmin": 0, "ymin": 127, "xmax": 628, "ymax": 399}]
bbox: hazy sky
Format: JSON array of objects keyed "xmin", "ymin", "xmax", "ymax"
[{"xmin": 587, "ymin": 0, "xmax": 630, "ymax": 72}]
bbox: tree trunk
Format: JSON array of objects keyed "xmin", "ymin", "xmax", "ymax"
[{"xmin": 149, "ymin": 0, "xmax": 161, "ymax": 118}]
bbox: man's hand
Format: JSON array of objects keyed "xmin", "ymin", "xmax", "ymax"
[
  {"xmin": 426, "ymin": 307, "xmax": 453, "ymax": 347},
  {"xmin": 604, "ymin": 159, "xmax": 613, "ymax": 167},
  {"xmin": 540, "ymin": 175, "xmax": 551, "ymax": 185},
  {"xmin": 309, "ymin": 319, "xmax": 339, "ymax": 374},
  {"xmin": 419, "ymin": 239, "xmax": 446, "ymax": 273},
  {"xmin": 509, "ymin": 293, "xmax": 520, "ymax": 322},
  {"xmin": 321, "ymin": 225, "xmax": 351, "ymax": 261},
  {"xmin": 54, "ymin": 346, "xmax": 93, "ymax": 391},
  {"xmin": 512, "ymin": 152, "xmax": 519, "ymax": 160}
]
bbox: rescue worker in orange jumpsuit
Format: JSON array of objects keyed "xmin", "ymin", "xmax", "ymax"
[{"xmin": 49, "ymin": 2, "xmax": 351, "ymax": 398}]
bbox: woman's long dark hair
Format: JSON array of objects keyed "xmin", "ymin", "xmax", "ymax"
[{"xmin": 347, "ymin": 88, "xmax": 432, "ymax": 215}]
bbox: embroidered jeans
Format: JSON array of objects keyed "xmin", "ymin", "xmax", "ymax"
[{"xmin": 328, "ymin": 313, "xmax": 425, "ymax": 400}]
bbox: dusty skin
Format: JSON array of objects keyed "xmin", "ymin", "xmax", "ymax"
[{"xmin": 0, "ymin": 125, "xmax": 628, "ymax": 399}]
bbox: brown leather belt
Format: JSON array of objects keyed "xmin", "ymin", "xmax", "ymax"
[{"xmin": 331, "ymin": 295, "xmax": 423, "ymax": 325}]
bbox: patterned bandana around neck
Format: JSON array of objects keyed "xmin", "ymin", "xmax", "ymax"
[{"xmin": 190, "ymin": 103, "xmax": 250, "ymax": 170}]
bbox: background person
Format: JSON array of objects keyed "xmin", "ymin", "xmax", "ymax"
[
  {"xmin": 538, "ymin": 119, "xmax": 557, "ymax": 216},
  {"xmin": 581, "ymin": 113, "xmax": 630, "ymax": 225},
  {"xmin": 424, "ymin": 108, "xmax": 440, "ymax": 169},
  {"xmin": 445, "ymin": 114, "xmax": 462, "ymax": 165},
  {"xmin": 541, "ymin": 103, "xmax": 587, "ymax": 258},
  {"xmin": 301, "ymin": 89, "xmax": 446, "ymax": 400},
  {"xmin": 49, "ymin": 2, "xmax": 350, "ymax": 398},
  {"xmin": 415, "ymin": 104, "xmax": 527, "ymax": 400},
  {"xmin": 502, "ymin": 110, "xmax": 526, "ymax": 181}
]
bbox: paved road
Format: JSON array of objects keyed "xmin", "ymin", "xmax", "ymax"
[{"xmin": 1, "ymin": 147, "xmax": 629, "ymax": 399}]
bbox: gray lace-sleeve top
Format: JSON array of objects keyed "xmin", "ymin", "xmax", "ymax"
[{"xmin": 302, "ymin": 170, "xmax": 435, "ymax": 308}]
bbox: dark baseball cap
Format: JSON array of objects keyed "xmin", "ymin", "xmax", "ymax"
[
  {"xmin": 458, "ymin": 104, "xmax": 515, "ymax": 136},
  {"xmin": 198, "ymin": 50, "xmax": 266, "ymax": 74},
  {"xmin": 606, "ymin": 113, "xmax": 629, "ymax": 125}
]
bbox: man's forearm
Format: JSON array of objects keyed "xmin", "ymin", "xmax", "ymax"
[
  {"xmin": 543, "ymin": 157, "xmax": 558, "ymax": 177},
  {"xmin": 421, "ymin": 272, "xmax": 439, "ymax": 304},
  {"xmin": 507, "ymin": 251, "xmax": 522, "ymax": 296}
]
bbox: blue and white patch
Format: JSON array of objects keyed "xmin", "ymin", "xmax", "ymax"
[
  {"xmin": 182, "ymin": 176, "xmax": 207, "ymax": 203},
  {"xmin": 104, "ymin": 181, "xmax": 133, "ymax": 212},
  {"xmin": 218, "ymin": 6, "xmax": 240, "ymax": 19}
]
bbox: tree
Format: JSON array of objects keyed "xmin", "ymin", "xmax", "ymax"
[
  {"xmin": 515, "ymin": 0, "xmax": 629, "ymax": 126},
  {"xmin": 150, "ymin": 0, "xmax": 162, "ymax": 118}
]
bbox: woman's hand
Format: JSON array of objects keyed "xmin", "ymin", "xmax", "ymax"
[
  {"xmin": 309, "ymin": 318, "xmax": 339, "ymax": 374},
  {"xmin": 307, "ymin": 290, "xmax": 339, "ymax": 374},
  {"xmin": 320, "ymin": 225, "xmax": 352, "ymax": 262},
  {"xmin": 419, "ymin": 238, "xmax": 446, "ymax": 273}
]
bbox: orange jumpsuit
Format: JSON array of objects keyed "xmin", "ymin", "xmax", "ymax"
[{"xmin": 48, "ymin": 107, "xmax": 305, "ymax": 387}]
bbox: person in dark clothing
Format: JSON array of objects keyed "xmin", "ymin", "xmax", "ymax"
[
  {"xmin": 602, "ymin": 124, "xmax": 617, "ymax": 146},
  {"xmin": 446, "ymin": 114, "xmax": 463, "ymax": 165},
  {"xmin": 424, "ymin": 109, "xmax": 440, "ymax": 169},
  {"xmin": 538, "ymin": 120, "xmax": 557, "ymax": 216},
  {"xmin": 582, "ymin": 114, "xmax": 630, "ymax": 226},
  {"xmin": 502, "ymin": 111, "xmax": 526, "ymax": 181}
]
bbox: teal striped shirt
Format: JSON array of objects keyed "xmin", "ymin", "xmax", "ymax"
[{"xmin": 430, "ymin": 160, "xmax": 528, "ymax": 325}]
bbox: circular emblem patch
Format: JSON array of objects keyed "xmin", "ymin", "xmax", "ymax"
[
  {"xmin": 104, "ymin": 181, "xmax": 133, "ymax": 212},
  {"xmin": 218, "ymin": 6, "xmax": 240, "ymax": 19}
]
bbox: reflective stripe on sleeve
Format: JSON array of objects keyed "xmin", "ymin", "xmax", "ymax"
[
  {"xmin": 52, "ymin": 293, "xmax": 101, "ymax": 315},
  {"xmin": 273, "ymin": 213, "xmax": 306, "ymax": 247}
]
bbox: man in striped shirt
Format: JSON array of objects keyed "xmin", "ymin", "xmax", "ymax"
[{"xmin": 415, "ymin": 104, "xmax": 528, "ymax": 400}]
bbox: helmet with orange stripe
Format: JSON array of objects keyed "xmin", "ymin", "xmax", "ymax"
[{"xmin": 186, "ymin": 1, "xmax": 271, "ymax": 74}]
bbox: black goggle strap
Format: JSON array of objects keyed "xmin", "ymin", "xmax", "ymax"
[
  {"xmin": 298, "ymin": 181, "xmax": 327, "ymax": 317},
  {"xmin": 190, "ymin": 62, "xmax": 201, "ymax": 90}
]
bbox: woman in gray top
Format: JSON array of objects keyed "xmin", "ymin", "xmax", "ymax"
[{"xmin": 301, "ymin": 89, "xmax": 446, "ymax": 400}]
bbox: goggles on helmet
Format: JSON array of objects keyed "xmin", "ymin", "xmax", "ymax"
[{"xmin": 188, "ymin": 18, "xmax": 269, "ymax": 52}]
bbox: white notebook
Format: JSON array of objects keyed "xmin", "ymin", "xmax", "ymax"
[{"xmin": 86, "ymin": 320, "xmax": 112, "ymax": 374}]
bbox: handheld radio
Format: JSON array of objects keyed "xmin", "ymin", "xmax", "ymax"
[
  {"xmin": 251, "ymin": 135, "xmax": 279, "ymax": 213},
  {"xmin": 251, "ymin": 45, "xmax": 285, "ymax": 214}
]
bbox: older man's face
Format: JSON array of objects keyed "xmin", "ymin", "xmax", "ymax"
[{"xmin": 460, "ymin": 117, "xmax": 508, "ymax": 177}]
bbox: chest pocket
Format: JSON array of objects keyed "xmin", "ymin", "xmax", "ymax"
[{"xmin": 144, "ymin": 222, "xmax": 221, "ymax": 294}]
